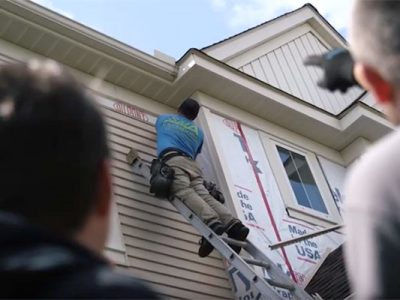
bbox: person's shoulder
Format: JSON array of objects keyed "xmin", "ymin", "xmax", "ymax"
[
  {"xmin": 50, "ymin": 266, "xmax": 160, "ymax": 299},
  {"xmin": 156, "ymin": 114, "xmax": 176, "ymax": 123},
  {"xmin": 93, "ymin": 268, "xmax": 160, "ymax": 299},
  {"xmin": 353, "ymin": 129, "xmax": 400, "ymax": 174},
  {"xmin": 346, "ymin": 130, "xmax": 400, "ymax": 200}
]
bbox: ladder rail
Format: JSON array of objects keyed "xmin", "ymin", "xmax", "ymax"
[
  {"xmin": 245, "ymin": 241, "xmax": 313, "ymax": 300},
  {"xmin": 127, "ymin": 149, "xmax": 313, "ymax": 300},
  {"xmin": 170, "ymin": 197, "xmax": 282, "ymax": 300}
]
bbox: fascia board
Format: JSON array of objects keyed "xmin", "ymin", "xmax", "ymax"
[
  {"xmin": 185, "ymin": 51, "xmax": 341, "ymax": 127},
  {"xmin": 177, "ymin": 51, "xmax": 392, "ymax": 147},
  {"xmin": 339, "ymin": 103, "xmax": 392, "ymax": 131},
  {"xmin": 1, "ymin": 0, "xmax": 177, "ymax": 81},
  {"xmin": 204, "ymin": 8, "xmax": 315, "ymax": 62},
  {"xmin": 307, "ymin": 17, "xmax": 347, "ymax": 49}
]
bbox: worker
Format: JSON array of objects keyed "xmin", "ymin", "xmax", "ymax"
[
  {"xmin": 0, "ymin": 60, "xmax": 159, "ymax": 298},
  {"xmin": 155, "ymin": 98, "xmax": 249, "ymax": 257},
  {"xmin": 305, "ymin": 1, "xmax": 400, "ymax": 298}
]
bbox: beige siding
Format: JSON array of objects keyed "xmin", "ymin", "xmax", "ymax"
[
  {"xmin": 99, "ymin": 102, "xmax": 234, "ymax": 300},
  {"xmin": 238, "ymin": 32, "xmax": 364, "ymax": 115}
]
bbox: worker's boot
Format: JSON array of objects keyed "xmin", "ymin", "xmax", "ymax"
[
  {"xmin": 198, "ymin": 222, "xmax": 225, "ymax": 258},
  {"xmin": 226, "ymin": 222, "xmax": 250, "ymax": 254}
]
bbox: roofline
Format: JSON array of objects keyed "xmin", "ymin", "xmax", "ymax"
[
  {"xmin": 202, "ymin": 3, "xmax": 347, "ymax": 52},
  {"xmin": 1, "ymin": 0, "xmax": 177, "ymax": 80},
  {"xmin": 4, "ymin": 0, "xmax": 360, "ymax": 117},
  {"xmin": 202, "ymin": 4, "xmax": 307, "ymax": 51},
  {"xmin": 304, "ymin": 3, "xmax": 347, "ymax": 45},
  {"xmin": 177, "ymin": 49, "xmax": 392, "ymax": 147},
  {"xmin": 1, "ymin": 0, "xmax": 390, "ymax": 149},
  {"xmin": 180, "ymin": 48, "xmax": 377, "ymax": 119}
]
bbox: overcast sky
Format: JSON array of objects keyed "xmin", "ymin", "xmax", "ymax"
[{"xmin": 32, "ymin": 0, "xmax": 352, "ymax": 60}]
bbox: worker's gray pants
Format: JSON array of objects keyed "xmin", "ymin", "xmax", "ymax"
[{"xmin": 167, "ymin": 156, "xmax": 239, "ymax": 229}]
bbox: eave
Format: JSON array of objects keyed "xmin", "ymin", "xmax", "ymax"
[
  {"xmin": 0, "ymin": 0, "xmax": 393, "ymax": 152},
  {"xmin": 176, "ymin": 50, "xmax": 392, "ymax": 151}
]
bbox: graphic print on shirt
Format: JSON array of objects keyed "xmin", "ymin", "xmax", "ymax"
[{"xmin": 162, "ymin": 117, "xmax": 200, "ymax": 144}]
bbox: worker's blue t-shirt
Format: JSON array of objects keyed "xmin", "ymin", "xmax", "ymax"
[{"xmin": 156, "ymin": 114, "xmax": 204, "ymax": 159}]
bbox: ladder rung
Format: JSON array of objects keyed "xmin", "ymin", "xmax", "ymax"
[
  {"xmin": 221, "ymin": 236, "xmax": 247, "ymax": 248},
  {"xmin": 243, "ymin": 257, "xmax": 271, "ymax": 269},
  {"xmin": 266, "ymin": 278, "xmax": 295, "ymax": 291},
  {"xmin": 128, "ymin": 150, "xmax": 314, "ymax": 300}
]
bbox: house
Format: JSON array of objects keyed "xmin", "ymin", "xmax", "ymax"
[
  {"xmin": 305, "ymin": 245, "xmax": 351, "ymax": 299},
  {"xmin": 0, "ymin": 1, "xmax": 392, "ymax": 299}
]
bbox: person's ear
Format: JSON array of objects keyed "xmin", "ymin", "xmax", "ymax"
[
  {"xmin": 96, "ymin": 159, "xmax": 112, "ymax": 217},
  {"xmin": 354, "ymin": 63, "xmax": 393, "ymax": 104}
]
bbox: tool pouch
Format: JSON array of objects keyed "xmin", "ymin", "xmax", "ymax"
[
  {"xmin": 204, "ymin": 180, "xmax": 225, "ymax": 204},
  {"xmin": 149, "ymin": 158, "xmax": 175, "ymax": 199}
]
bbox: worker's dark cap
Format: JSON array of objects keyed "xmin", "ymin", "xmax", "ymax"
[{"xmin": 178, "ymin": 98, "xmax": 200, "ymax": 120}]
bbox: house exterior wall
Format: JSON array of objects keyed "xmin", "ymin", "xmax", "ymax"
[
  {"xmin": 194, "ymin": 93, "xmax": 345, "ymax": 294},
  {"xmin": 234, "ymin": 28, "xmax": 363, "ymax": 115},
  {"xmin": 0, "ymin": 38, "xmax": 234, "ymax": 300},
  {"xmin": 0, "ymin": 2, "xmax": 390, "ymax": 299}
]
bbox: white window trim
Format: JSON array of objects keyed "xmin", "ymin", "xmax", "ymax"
[
  {"xmin": 262, "ymin": 135, "xmax": 342, "ymax": 226},
  {"xmin": 104, "ymin": 201, "xmax": 128, "ymax": 265}
]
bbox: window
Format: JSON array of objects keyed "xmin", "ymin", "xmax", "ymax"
[
  {"xmin": 261, "ymin": 134, "xmax": 342, "ymax": 226},
  {"xmin": 277, "ymin": 146, "xmax": 328, "ymax": 214}
]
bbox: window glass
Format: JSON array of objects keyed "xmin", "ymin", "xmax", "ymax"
[{"xmin": 277, "ymin": 146, "xmax": 328, "ymax": 214}]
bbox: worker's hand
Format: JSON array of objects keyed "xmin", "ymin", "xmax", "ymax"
[{"xmin": 304, "ymin": 48, "xmax": 358, "ymax": 93}]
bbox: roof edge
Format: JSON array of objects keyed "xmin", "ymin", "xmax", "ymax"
[
  {"xmin": 2, "ymin": 0, "xmax": 177, "ymax": 79},
  {"xmin": 202, "ymin": 4, "xmax": 308, "ymax": 51},
  {"xmin": 201, "ymin": 3, "xmax": 347, "ymax": 58}
]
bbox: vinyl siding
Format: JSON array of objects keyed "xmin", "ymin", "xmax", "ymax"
[
  {"xmin": 99, "ymin": 102, "xmax": 234, "ymax": 300},
  {"xmin": 238, "ymin": 32, "xmax": 365, "ymax": 115}
]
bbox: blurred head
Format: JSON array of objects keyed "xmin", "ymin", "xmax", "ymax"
[
  {"xmin": 350, "ymin": 0, "xmax": 400, "ymax": 124},
  {"xmin": 178, "ymin": 98, "xmax": 200, "ymax": 120},
  {"xmin": 0, "ymin": 60, "xmax": 112, "ymax": 253}
]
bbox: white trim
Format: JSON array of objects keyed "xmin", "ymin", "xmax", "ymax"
[
  {"xmin": 1, "ymin": 0, "xmax": 177, "ymax": 78},
  {"xmin": 204, "ymin": 5, "xmax": 346, "ymax": 62},
  {"xmin": 227, "ymin": 23, "xmax": 314, "ymax": 67},
  {"xmin": 340, "ymin": 137, "xmax": 371, "ymax": 166},
  {"xmin": 195, "ymin": 92, "xmax": 345, "ymax": 164},
  {"xmin": 196, "ymin": 106, "xmax": 240, "ymax": 216},
  {"xmin": 0, "ymin": 38, "xmax": 175, "ymax": 118},
  {"xmin": 261, "ymin": 134, "xmax": 341, "ymax": 226},
  {"xmin": 185, "ymin": 56, "xmax": 392, "ymax": 149},
  {"xmin": 106, "ymin": 201, "xmax": 126, "ymax": 253}
]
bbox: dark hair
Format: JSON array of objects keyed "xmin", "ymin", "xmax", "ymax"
[
  {"xmin": 0, "ymin": 60, "xmax": 109, "ymax": 235},
  {"xmin": 178, "ymin": 98, "xmax": 200, "ymax": 120}
]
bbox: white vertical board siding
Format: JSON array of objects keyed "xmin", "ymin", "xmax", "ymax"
[
  {"xmin": 238, "ymin": 32, "xmax": 365, "ymax": 115},
  {"xmin": 97, "ymin": 97, "xmax": 233, "ymax": 300}
]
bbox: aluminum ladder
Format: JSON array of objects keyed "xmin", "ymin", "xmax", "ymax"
[{"xmin": 126, "ymin": 148, "xmax": 313, "ymax": 300}]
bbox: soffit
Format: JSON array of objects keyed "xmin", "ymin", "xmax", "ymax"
[
  {"xmin": 0, "ymin": 1, "xmax": 391, "ymax": 151},
  {"xmin": 0, "ymin": 0, "xmax": 177, "ymax": 102},
  {"xmin": 176, "ymin": 51, "xmax": 392, "ymax": 150}
]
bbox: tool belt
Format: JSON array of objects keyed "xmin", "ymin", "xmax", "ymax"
[{"xmin": 149, "ymin": 149, "xmax": 190, "ymax": 199}]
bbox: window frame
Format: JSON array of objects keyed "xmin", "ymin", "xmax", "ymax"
[{"xmin": 262, "ymin": 136, "xmax": 342, "ymax": 225}]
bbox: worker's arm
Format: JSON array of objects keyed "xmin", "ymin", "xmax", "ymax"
[{"xmin": 304, "ymin": 48, "xmax": 359, "ymax": 93}]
